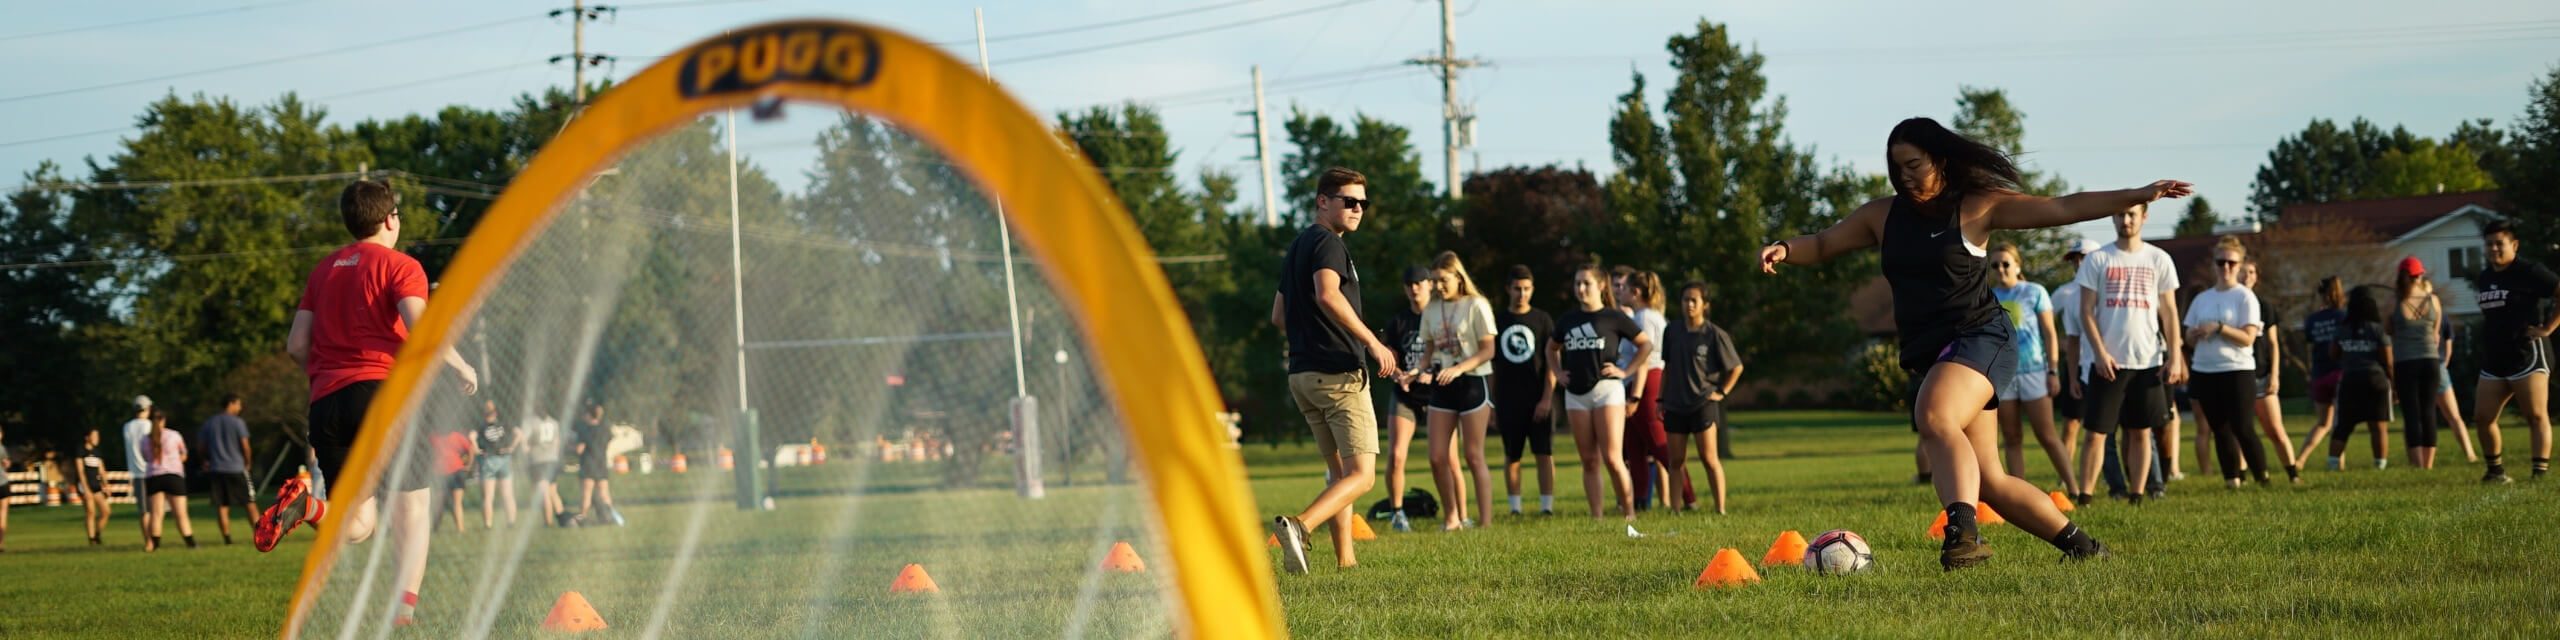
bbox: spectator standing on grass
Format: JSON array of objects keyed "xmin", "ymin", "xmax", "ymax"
[
  {"xmin": 1490, "ymin": 265, "xmax": 1559, "ymax": 516},
  {"xmin": 1419, "ymin": 251, "xmax": 1500, "ymax": 530},
  {"xmin": 2293, "ymin": 277, "xmax": 2351, "ymax": 469},
  {"xmin": 195, "ymin": 394, "xmax": 254, "ymax": 545},
  {"xmin": 1656, "ymin": 281, "xmax": 1742, "ymax": 515},
  {"xmin": 528, "ymin": 412, "xmax": 566, "ymax": 527},
  {"xmin": 2237, "ymin": 258, "xmax": 2300, "ymax": 483},
  {"xmin": 1374, "ymin": 265, "xmax": 1434, "ymax": 532},
  {"xmin": 120, "ymin": 396, "xmax": 152, "ymax": 543},
  {"xmin": 2331, "ymin": 286, "xmax": 2396, "ymax": 469},
  {"xmin": 2468, "ymin": 220, "xmax": 2559, "ymax": 483},
  {"xmin": 76, "ymin": 429, "xmax": 112, "ymax": 546},
  {"xmin": 474, "ymin": 400, "xmax": 522, "ymax": 528},
  {"xmin": 140, "ymin": 408, "xmax": 196, "ymax": 551},
  {"xmin": 573, "ymin": 400, "xmax": 620, "ymax": 526},
  {"xmin": 2391, "ymin": 257, "xmax": 2448, "ymax": 469}
]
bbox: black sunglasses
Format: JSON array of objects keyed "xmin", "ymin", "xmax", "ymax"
[
  {"xmin": 2216, "ymin": 259, "xmax": 2241, "ymax": 267},
  {"xmin": 1327, "ymin": 193, "xmax": 1370, "ymax": 210}
]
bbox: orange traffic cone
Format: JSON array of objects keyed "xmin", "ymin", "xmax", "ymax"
[
  {"xmin": 612, "ymin": 456, "xmax": 630, "ymax": 475},
  {"xmin": 1977, "ymin": 502, "xmax": 2005, "ymax": 526},
  {"xmin": 1102, "ymin": 542, "xmax": 1146, "ymax": 573},
  {"xmin": 2049, "ymin": 491, "xmax": 2076, "ymax": 512},
  {"xmin": 718, "ymin": 447, "xmax": 736, "ymax": 470},
  {"xmin": 670, "ymin": 454, "xmax": 688, "ymax": 473},
  {"xmin": 1694, "ymin": 548, "xmax": 1761, "ymax": 588},
  {"xmin": 1348, "ymin": 516, "xmax": 1378, "ymax": 541},
  {"xmin": 890, "ymin": 564, "xmax": 939, "ymax": 593},
  {"xmin": 541, "ymin": 591, "xmax": 608, "ymax": 632},
  {"xmin": 1761, "ymin": 530, "xmax": 1809, "ymax": 566},
  {"xmin": 1927, "ymin": 510, "xmax": 1950, "ymax": 539}
]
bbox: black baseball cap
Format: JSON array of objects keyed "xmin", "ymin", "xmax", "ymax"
[{"xmin": 1403, "ymin": 265, "xmax": 1434, "ymax": 284}]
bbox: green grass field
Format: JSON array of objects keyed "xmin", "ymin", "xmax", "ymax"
[{"xmin": 4, "ymin": 409, "xmax": 2557, "ymax": 638}]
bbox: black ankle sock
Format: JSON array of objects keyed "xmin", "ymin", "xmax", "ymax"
[
  {"xmin": 2534, "ymin": 458, "xmax": 2551, "ymax": 473},
  {"xmin": 183, "ymin": 535, "xmax": 196, "ymax": 548},
  {"xmin": 1944, "ymin": 502, "xmax": 1978, "ymax": 537},
  {"xmin": 2047, "ymin": 523, "xmax": 2095, "ymax": 553}
]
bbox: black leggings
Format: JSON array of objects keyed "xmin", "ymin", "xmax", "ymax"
[
  {"xmin": 2395, "ymin": 358, "xmax": 2441, "ymax": 448},
  {"xmin": 2192, "ymin": 371, "xmax": 2267, "ymax": 482}
]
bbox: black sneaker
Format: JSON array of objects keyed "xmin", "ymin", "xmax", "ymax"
[
  {"xmin": 1271, "ymin": 516, "xmax": 1311, "ymax": 575},
  {"xmin": 1940, "ymin": 531, "xmax": 1993, "ymax": 571},
  {"xmin": 2062, "ymin": 539, "xmax": 2112, "ymax": 562},
  {"xmin": 2127, "ymin": 493, "xmax": 2145, "ymax": 506}
]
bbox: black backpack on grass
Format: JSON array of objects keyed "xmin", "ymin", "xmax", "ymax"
[{"xmin": 1367, "ymin": 488, "xmax": 1437, "ymax": 520}]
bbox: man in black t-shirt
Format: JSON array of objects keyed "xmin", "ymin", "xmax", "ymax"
[
  {"xmin": 1490, "ymin": 265, "xmax": 1557, "ymax": 515},
  {"xmin": 2470, "ymin": 220, "xmax": 2560, "ymax": 482},
  {"xmin": 1265, "ymin": 167, "xmax": 1399, "ymax": 573}
]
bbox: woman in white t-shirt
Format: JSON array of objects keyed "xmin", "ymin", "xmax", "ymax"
[
  {"xmin": 527, "ymin": 413, "xmax": 566, "ymax": 527},
  {"xmin": 2183, "ymin": 237, "xmax": 2274, "ymax": 487},
  {"xmin": 1420, "ymin": 251, "xmax": 1500, "ymax": 530}
]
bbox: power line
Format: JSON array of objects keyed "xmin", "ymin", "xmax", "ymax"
[
  {"xmin": 0, "ymin": 1, "xmax": 308, "ymax": 43},
  {"xmin": 992, "ymin": 0, "xmax": 1384, "ymax": 66},
  {"xmin": 315, "ymin": 61, "xmax": 551, "ymax": 101},
  {"xmin": 936, "ymin": 0, "xmax": 1263, "ymax": 46},
  {"xmin": 0, "ymin": 13, "xmax": 542, "ymax": 105},
  {"xmin": 1501, "ymin": 19, "xmax": 2560, "ymax": 68},
  {"xmin": 0, "ymin": 126, "xmax": 134, "ymax": 150}
]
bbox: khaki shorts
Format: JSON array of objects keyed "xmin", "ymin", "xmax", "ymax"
[{"xmin": 1290, "ymin": 370, "xmax": 1379, "ymax": 457}]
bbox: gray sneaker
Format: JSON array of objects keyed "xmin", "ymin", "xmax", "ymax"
[
  {"xmin": 1390, "ymin": 511, "xmax": 1412, "ymax": 533},
  {"xmin": 1271, "ymin": 516, "xmax": 1310, "ymax": 575}
]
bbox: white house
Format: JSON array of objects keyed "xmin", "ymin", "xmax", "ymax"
[{"xmin": 2278, "ymin": 191, "xmax": 2502, "ymax": 317}]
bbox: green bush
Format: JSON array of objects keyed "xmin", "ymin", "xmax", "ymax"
[{"xmin": 1859, "ymin": 342, "xmax": 1908, "ymax": 412}]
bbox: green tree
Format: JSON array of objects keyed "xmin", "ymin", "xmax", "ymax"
[
  {"xmin": 2248, "ymin": 118, "xmax": 2421, "ymax": 221},
  {"xmin": 2174, "ymin": 195, "xmax": 2221, "ymax": 238},
  {"xmin": 2451, "ymin": 117, "xmax": 2514, "ymax": 180},
  {"xmin": 68, "ymin": 93, "xmax": 401, "ymax": 445},
  {"xmin": 2359, "ymin": 140, "xmax": 2498, "ymax": 198},
  {"xmin": 1599, "ymin": 19, "xmax": 1885, "ymax": 381},
  {"xmin": 1458, "ymin": 165, "xmax": 1609, "ymax": 277},
  {"xmin": 1952, "ymin": 86, "xmax": 2077, "ymax": 284},
  {"xmin": 0, "ymin": 163, "xmax": 112, "ymax": 447},
  {"xmin": 2503, "ymin": 63, "xmax": 2560, "ymax": 265}
]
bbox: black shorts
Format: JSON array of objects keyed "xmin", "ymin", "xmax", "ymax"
[
  {"xmin": 204, "ymin": 472, "xmax": 251, "ymax": 508},
  {"xmin": 580, "ymin": 455, "xmax": 612, "ymax": 481},
  {"xmin": 143, "ymin": 473, "xmax": 188, "ymax": 498},
  {"xmin": 1396, "ymin": 380, "xmax": 1435, "ymax": 417},
  {"xmin": 310, "ymin": 380, "xmax": 438, "ymax": 494},
  {"xmin": 82, "ymin": 469, "xmax": 106, "ymax": 495},
  {"xmin": 1495, "ymin": 387, "xmax": 1553, "ymax": 462},
  {"xmin": 1428, "ymin": 375, "xmax": 1492, "ymax": 414},
  {"xmin": 2478, "ymin": 338, "xmax": 2551, "ymax": 380},
  {"xmin": 1901, "ymin": 322, "xmax": 2015, "ymax": 430},
  {"xmin": 1662, "ymin": 402, "xmax": 1724, "ymax": 435},
  {"xmin": 2080, "ymin": 366, "xmax": 2170, "ymax": 436},
  {"xmin": 2055, "ymin": 367, "xmax": 2084, "ymax": 421},
  {"xmin": 2335, "ymin": 368, "xmax": 2393, "ymax": 426}
]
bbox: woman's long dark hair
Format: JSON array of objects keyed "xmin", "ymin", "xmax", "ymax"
[{"xmin": 1887, "ymin": 117, "xmax": 2024, "ymax": 206}]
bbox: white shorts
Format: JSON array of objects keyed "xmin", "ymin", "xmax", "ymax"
[
  {"xmin": 1565, "ymin": 379, "xmax": 1627, "ymax": 411},
  {"xmin": 2000, "ymin": 369, "xmax": 2052, "ymax": 402}
]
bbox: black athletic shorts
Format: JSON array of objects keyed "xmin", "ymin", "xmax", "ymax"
[
  {"xmin": 2079, "ymin": 366, "xmax": 2170, "ymax": 436},
  {"xmin": 1396, "ymin": 380, "xmax": 1435, "ymax": 417},
  {"xmin": 1662, "ymin": 402, "xmax": 1724, "ymax": 435},
  {"xmin": 2334, "ymin": 368, "xmax": 2392, "ymax": 426},
  {"xmin": 1496, "ymin": 388, "xmax": 1553, "ymax": 462},
  {"xmin": 2055, "ymin": 369, "xmax": 2083, "ymax": 421},
  {"xmin": 205, "ymin": 471, "xmax": 251, "ymax": 508},
  {"xmin": 1902, "ymin": 322, "xmax": 2015, "ymax": 431},
  {"xmin": 1428, "ymin": 374, "xmax": 1492, "ymax": 414},
  {"xmin": 310, "ymin": 380, "xmax": 438, "ymax": 494},
  {"xmin": 580, "ymin": 451, "xmax": 612, "ymax": 481},
  {"xmin": 143, "ymin": 473, "xmax": 188, "ymax": 498},
  {"xmin": 2479, "ymin": 338, "xmax": 2551, "ymax": 380}
]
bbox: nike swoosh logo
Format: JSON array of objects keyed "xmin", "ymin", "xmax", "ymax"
[{"xmin": 1931, "ymin": 230, "xmax": 1952, "ymax": 238}]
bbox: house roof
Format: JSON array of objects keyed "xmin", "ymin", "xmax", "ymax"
[{"xmin": 2277, "ymin": 191, "xmax": 2501, "ymax": 240}]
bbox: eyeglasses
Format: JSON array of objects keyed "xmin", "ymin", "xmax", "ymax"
[
  {"xmin": 2216, "ymin": 259, "xmax": 2241, "ymax": 267},
  {"xmin": 1327, "ymin": 193, "xmax": 1369, "ymax": 210}
]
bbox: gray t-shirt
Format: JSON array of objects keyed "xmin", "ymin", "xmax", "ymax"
[
  {"xmin": 197, "ymin": 413, "xmax": 251, "ymax": 474},
  {"xmin": 1658, "ymin": 320, "xmax": 1743, "ymax": 413}
]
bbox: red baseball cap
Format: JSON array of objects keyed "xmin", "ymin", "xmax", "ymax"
[{"xmin": 2399, "ymin": 256, "xmax": 2426, "ymax": 277}]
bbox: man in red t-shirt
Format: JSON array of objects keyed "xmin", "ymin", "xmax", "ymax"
[{"xmin": 255, "ymin": 180, "xmax": 478, "ymax": 624}]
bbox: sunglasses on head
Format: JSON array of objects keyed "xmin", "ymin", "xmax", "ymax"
[{"xmin": 1327, "ymin": 193, "xmax": 1369, "ymax": 210}]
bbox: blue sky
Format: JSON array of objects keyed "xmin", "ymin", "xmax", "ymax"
[{"xmin": 4, "ymin": 0, "xmax": 2555, "ymax": 243}]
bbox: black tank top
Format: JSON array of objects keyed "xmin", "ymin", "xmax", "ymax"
[{"xmin": 1880, "ymin": 196, "xmax": 2004, "ymax": 369}]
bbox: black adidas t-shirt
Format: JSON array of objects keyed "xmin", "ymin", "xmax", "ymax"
[
  {"xmin": 1381, "ymin": 307, "xmax": 1431, "ymax": 407},
  {"xmin": 2474, "ymin": 258, "xmax": 2560, "ymax": 353},
  {"xmin": 1281, "ymin": 225, "xmax": 1364, "ymax": 374},
  {"xmin": 1492, "ymin": 307, "xmax": 1554, "ymax": 399},
  {"xmin": 1553, "ymin": 308, "xmax": 1640, "ymax": 395}
]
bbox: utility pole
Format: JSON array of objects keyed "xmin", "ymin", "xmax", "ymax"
[
  {"xmin": 1240, "ymin": 66, "xmax": 1280, "ymax": 226},
  {"xmin": 550, "ymin": 1, "xmax": 615, "ymax": 103},
  {"xmin": 1405, "ymin": 0, "xmax": 1482, "ymax": 200},
  {"xmin": 977, "ymin": 7, "xmax": 1042, "ymax": 500}
]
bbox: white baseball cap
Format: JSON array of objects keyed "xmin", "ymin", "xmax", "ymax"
[
  {"xmin": 134, "ymin": 395, "xmax": 153, "ymax": 409},
  {"xmin": 2065, "ymin": 239, "xmax": 2103, "ymax": 258}
]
